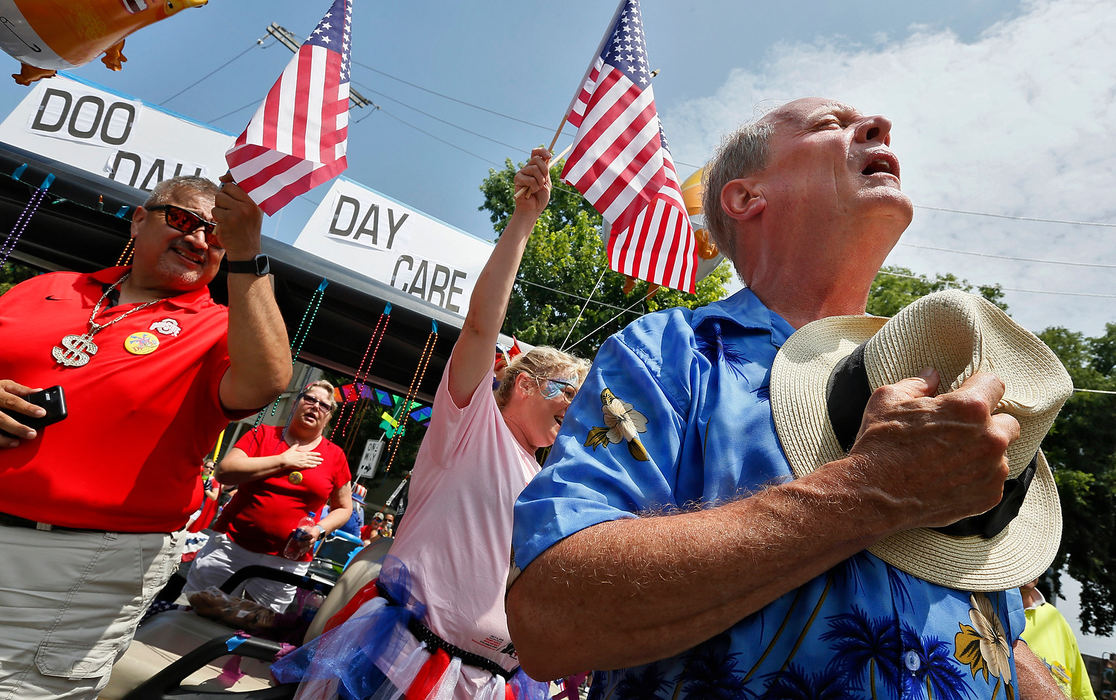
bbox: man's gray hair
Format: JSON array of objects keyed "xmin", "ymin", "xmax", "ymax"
[
  {"xmin": 701, "ymin": 121, "xmax": 775, "ymax": 261},
  {"xmin": 143, "ymin": 176, "xmax": 220, "ymax": 208}
]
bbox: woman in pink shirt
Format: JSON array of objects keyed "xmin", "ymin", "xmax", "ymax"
[{"xmin": 275, "ymin": 151, "xmax": 587, "ymax": 699}]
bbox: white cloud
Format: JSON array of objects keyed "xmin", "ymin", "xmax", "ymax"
[{"xmin": 665, "ymin": 0, "xmax": 1116, "ymax": 337}]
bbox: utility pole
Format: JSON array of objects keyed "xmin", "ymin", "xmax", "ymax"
[{"xmin": 265, "ymin": 23, "xmax": 372, "ymax": 110}]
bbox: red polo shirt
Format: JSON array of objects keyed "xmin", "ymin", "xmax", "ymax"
[
  {"xmin": 214, "ymin": 425, "xmax": 350, "ymax": 559},
  {"xmin": 0, "ymin": 266, "xmax": 238, "ymax": 532}
]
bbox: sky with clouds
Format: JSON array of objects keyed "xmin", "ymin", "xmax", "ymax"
[{"xmin": 663, "ymin": 0, "xmax": 1116, "ymax": 339}]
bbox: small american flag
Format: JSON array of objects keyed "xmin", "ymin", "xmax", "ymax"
[
  {"xmin": 226, "ymin": 0, "xmax": 352, "ymax": 215},
  {"xmin": 560, "ymin": 0, "xmax": 697, "ymax": 293}
]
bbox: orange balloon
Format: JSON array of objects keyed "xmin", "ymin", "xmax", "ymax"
[
  {"xmin": 694, "ymin": 228, "xmax": 719, "ymax": 260},
  {"xmin": 0, "ymin": 0, "xmax": 208, "ymax": 85}
]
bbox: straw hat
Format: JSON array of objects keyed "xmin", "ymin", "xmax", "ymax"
[{"xmin": 770, "ymin": 290, "xmax": 1071, "ymax": 591}]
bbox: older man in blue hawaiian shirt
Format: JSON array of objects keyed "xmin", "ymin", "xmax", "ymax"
[{"xmin": 506, "ymin": 98, "xmax": 1064, "ymax": 699}]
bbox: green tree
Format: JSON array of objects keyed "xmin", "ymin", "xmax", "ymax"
[
  {"xmin": 1037, "ymin": 325, "xmax": 1116, "ymax": 635},
  {"xmin": 0, "ymin": 260, "xmax": 36, "ymax": 296},
  {"xmin": 867, "ymin": 265, "xmax": 1006, "ymax": 317},
  {"xmin": 479, "ymin": 158, "xmax": 730, "ymax": 358}
]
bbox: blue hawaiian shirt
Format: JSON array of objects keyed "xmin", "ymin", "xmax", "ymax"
[{"xmin": 512, "ymin": 288, "xmax": 1026, "ymax": 699}]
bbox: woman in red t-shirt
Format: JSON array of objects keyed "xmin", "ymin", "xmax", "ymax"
[
  {"xmin": 185, "ymin": 459, "xmax": 221, "ymax": 534},
  {"xmin": 183, "ymin": 380, "xmax": 353, "ymax": 612}
]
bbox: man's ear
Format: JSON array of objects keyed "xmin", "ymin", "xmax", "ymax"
[
  {"xmin": 129, "ymin": 206, "xmax": 147, "ymax": 240},
  {"xmin": 721, "ymin": 178, "xmax": 766, "ymax": 222}
]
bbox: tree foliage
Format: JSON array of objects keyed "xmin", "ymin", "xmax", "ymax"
[
  {"xmin": 870, "ymin": 267, "xmax": 1116, "ymax": 635},
  {"xmin": 479, "ymin": 158, "xmax": 730, "ymax": 360},
  {"xmin": 867, "ymin": 265, "xmax": 1006, "ymax": 317},
  {"xmin": 1037, "ymin": 325, "xmax": 1116, "ymax": 635},
  {"xmin": 0, "ymin": 260, "xmax": 36, "ymax": 296}
]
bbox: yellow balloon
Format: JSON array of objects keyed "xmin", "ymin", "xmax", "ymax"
[{"xmin": 680, "ymin": 167, "xmax": 704, "ymax": 216}]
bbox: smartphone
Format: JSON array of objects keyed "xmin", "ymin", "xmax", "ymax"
[{"xmin": 0, "ymin": 385, "xmax": 67, "ymax": 438}]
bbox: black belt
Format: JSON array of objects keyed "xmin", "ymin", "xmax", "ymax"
[
  {"xmin": 0, "ymin": 511, "xmax": 105, "ymax": 534},
  {"xmin": 375, "ymin": 580, "xmax": 517, "ymax": 680}
]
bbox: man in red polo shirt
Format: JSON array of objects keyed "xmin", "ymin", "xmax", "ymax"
[{"xmin": 0, "ymin": 174, "xmax": 292, "ymax": 699}]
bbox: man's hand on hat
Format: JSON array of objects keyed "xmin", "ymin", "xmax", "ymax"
[
  {"xmin": 844, "ymin": 368, "xmax": 1022, "ymax": 533},
  {"xmin": 0, "ymin": 379, "xmax": 44, "ymax": 447}
]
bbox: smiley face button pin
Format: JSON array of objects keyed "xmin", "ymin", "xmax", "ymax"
[{"xmin": 124, "ymin": 332, "xmax": 160, "ymax": 356}]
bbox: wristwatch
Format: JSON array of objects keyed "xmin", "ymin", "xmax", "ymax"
[{"xmin": 226, "ymin": 254, "xmax": 270, "ymax": 276}]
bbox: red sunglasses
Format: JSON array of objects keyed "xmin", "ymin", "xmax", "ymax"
[{"xmin": 147, "ymin": 204, "xmax": 220, "ymax": 245}]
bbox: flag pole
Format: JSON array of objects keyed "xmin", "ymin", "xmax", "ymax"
[{"xmin": 546, "ymin": 116, "xmax": 567, "ymax": 154}]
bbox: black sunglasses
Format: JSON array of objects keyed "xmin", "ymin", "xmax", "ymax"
[
  {"xmin": 147, "ymin": 204, "xmax": 220, "ymax": 244},
  {"xmin": 299, "ymin": 393, "xmax": 333, "ymax": 412}
]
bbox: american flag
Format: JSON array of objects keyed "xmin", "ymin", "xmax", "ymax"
[
  {"xmin": 226, "ymin": 0, "xmax": 352, "ymax": 215},
  {"xmin": 560, "ymin": 0, "xmax": 697, "ymax": 294}
]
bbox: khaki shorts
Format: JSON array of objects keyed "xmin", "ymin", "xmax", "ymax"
[{"xmin": 0, "ymin": 524, "xmax": 181, "ymax": 700}]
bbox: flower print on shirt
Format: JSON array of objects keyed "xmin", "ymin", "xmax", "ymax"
[
  {"xmin": 585, "ymin": 388, "xmax": 650, "ymax": 461},
  {"xmin": 955, "ymin": 593, "xmax": 1015, "ymax": 700}
]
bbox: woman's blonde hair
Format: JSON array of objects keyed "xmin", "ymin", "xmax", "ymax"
[
  {"xmin": 300, "ymin": 379, "xmax": 338, "ymax": 417},
  {"xmin": 494, "ymin": 346, "xmax": 590, "ymax": 408}
]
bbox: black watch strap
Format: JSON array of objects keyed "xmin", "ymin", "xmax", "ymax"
[{"xmin": 226, "ymin": 254, "xmax": 270, "ymax": 276}]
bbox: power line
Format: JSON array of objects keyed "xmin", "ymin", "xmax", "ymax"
[
  {"xmin": 565, "ymin": 290, "xmax": 657, "ymax": 352},
  {"xmin": 352, "ymin": 80, "xmax": 523, "ymax": 154},
  {"xmin": 875, "ymin": 268, "xmax": 1116, "ymax": 299},
  {"xmin": 161, "ymin": 38, "xmax": 272, "ymax": 107},
  {"xmin": 915, "ymin": 204, "xmax": 1116, "ymax": 229},
  {"xmin": 898, "ymin": 243, "xmax": 1116, "ymax": 270},
  {"xmin": 209, "ymin": 99, "xmax": 261, "ymax": 125},
  {"xmin": 514, "ymin": 276, "xmax": 644, "ymax": 315},
  {"xmin": 374, "ymin": 107, "xmax": 501, "ymax": 167},
  {"xmin": 351, "ymin": 60, "xmax": 559, "ymax": 132}
]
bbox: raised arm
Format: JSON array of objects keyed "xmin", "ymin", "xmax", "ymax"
[
  {"xmin": 507, "ymin": 370, "xmax": 1020, "ymax": 680},
  {"xmin": 446, "ymin": 149, "xmax": 552, "ymax": 407},
  {"xmin": 212, "ymin": 174, "xmax": 292, "ymax": 412}
]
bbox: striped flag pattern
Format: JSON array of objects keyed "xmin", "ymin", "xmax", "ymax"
[
  {"xmin": 560, "ymin": 0, "xmax": 697, "ymax": 293},
  {"xmin": 226, "ymin": 0, "xmax": 352, "ymax": 215}
]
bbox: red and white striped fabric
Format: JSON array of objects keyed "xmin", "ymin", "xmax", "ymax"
[
  {"xmin": 560, "ymin": 0, "xmax": 697, "ymax": 293},
  {"xmin": 226, "ymin": 0, "xmax": 352, "ymax": 216}
]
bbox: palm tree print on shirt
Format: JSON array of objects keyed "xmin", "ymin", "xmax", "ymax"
[
  {"xmin": 899, "ymin": 624, "xmax": 975, "ymax": 700},
  {"xmin": 668, "ymin": 632, "xmax": 750, "ymax": 699},
  {"xmin": 760, "ymin": 662, "xmax": 849, "ymax": 699},
  {"xmin": 820, "ymin": 606, "xmax": 903, "ymax": 698}
]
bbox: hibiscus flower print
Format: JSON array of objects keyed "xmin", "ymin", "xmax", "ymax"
[
  {"xmin": 584, "ymin": 388, "xmax": 650, "ymax": 461},
  {"xmin": 954, "ymin": 593, "xmax": 1014, "ymax": 700}
]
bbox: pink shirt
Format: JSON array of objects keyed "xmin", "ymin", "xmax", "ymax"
[{"xmin": 386, "ymin": 360, "xmax": 539, "ymax": 673}]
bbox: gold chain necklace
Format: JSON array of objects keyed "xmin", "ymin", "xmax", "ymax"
[{"xmin": 51, "ymin": 272, "xmax": 163, "ymax": 368}]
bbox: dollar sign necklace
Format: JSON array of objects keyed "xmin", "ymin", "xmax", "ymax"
[{"xmin": 52, "ymin": 272, "xmax": 163, "ymax": 368}]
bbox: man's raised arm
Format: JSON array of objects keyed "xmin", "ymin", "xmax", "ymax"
[{"xmin": 212, "ymin": 174, "xmax": 291, "ymax": 411}]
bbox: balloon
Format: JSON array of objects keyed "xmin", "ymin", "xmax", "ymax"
[{"xmin": 0, "ymin": 0, "xmax": 209, "ymax": 86}]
